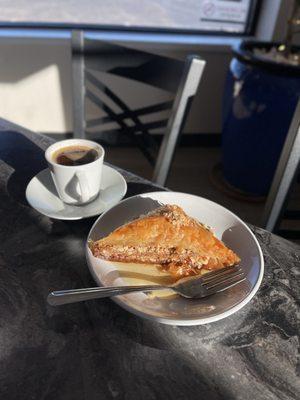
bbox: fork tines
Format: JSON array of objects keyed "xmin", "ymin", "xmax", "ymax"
[{"xmin": 201, "ymin": 265, "xmax": 245, "ymax": 294}]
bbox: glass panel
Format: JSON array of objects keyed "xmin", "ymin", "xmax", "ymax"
[{"xmin": 0, "ymin": 0, "xmax": 256, "ymax": 34}]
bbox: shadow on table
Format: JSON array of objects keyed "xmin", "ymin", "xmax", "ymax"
[
  {"xmin": 68, "ymin": 293, "xmax": 235, "ymax": 400},
  {"xmin": 125, "ymin": 181, "xmax": 165, "ymax": 198},
  {"xmin": 0, "ymin": 130, "xmax": 47, "ymax": 205}
]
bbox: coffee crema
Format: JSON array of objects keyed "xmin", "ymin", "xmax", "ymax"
[{"xmin": 52, "ymin": 145, "xmax": 99, "ymax": 166}]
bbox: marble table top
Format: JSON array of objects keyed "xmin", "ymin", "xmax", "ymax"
[{"xmin": 0, "ymin": 119, "xmax": 299, "ymax": 400}]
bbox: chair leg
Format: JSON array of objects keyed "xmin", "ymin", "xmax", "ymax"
[
  {"xmin": 262, "ymin": 99, "xmax": 300, "ymax": 232},
  {"xmin": 152, "ymin": 57, "xmax": 205, "ymax": 186},
  {"xmin": 71, "ymin": 30, "xmax": 86, "ymax": 139}
]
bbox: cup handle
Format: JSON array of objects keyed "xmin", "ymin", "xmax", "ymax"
[{"xmin": 75, "ymin": 171, "xmax": 90, "ymax": 203}]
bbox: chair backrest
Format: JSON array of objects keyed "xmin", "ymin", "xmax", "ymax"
[
  {"xmin": 71, "ymin": 30, "xmax": 205, "ymax": 185},
  {"xmin": 262, "ymin": 98, "xmax": 300, "ymax": 238}
]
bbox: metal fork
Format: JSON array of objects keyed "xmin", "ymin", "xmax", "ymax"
[{"xmin": 47, "ymin": 265, "xmax": 245, "ymax": 306}]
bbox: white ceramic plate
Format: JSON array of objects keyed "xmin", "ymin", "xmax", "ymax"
[
  {"xmin": 26, "ymin": 165, "xmax": 127, "ymax": 220},
  {"xmin": 86, "ymin": 192, "xmax": 264, "ymax": 325}
]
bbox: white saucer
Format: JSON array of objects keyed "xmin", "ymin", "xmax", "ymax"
[{"xmin": 26, "ymin": 165, "xmax": 127, "ymax": 220}]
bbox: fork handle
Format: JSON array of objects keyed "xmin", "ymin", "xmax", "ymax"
[{"xmin": 47, "ymin": 285, "xmax": 167, "ymax": 306}]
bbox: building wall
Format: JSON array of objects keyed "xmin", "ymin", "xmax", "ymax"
[{"xmin": 0, "ymin": 37, "xmax": 73, "ymax": 133}]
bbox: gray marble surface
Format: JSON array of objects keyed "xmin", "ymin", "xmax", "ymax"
[{"xmin": 0, "ymin": 119, "xmax": 299, "ymax": 400}]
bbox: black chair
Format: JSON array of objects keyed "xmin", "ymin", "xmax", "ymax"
[
  {"xmin": 262, "ymin": 98, "xmax": 300, "ymax": 238},
  {"xmin": 71, "ymin": 30, "xmax": 205, "ymax": 185}
]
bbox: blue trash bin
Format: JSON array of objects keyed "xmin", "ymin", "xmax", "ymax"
[{"xmin": 222, "ymin": 41, "xmax": 300, "ymax": 196}]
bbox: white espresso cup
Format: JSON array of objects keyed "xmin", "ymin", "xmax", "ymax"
[{"xmin": 45, "ymin": 139, "xmax": 104, "ymax": 205}]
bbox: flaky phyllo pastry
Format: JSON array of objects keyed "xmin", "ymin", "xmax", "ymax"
[{"xmin": 89, "ymin": 205, "xmax": 240, "ymax": 278}]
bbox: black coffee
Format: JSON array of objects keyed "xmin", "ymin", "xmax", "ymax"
[{"xmin": 53, "ymin": 145, "xmax": 99, "ymax": 166}]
